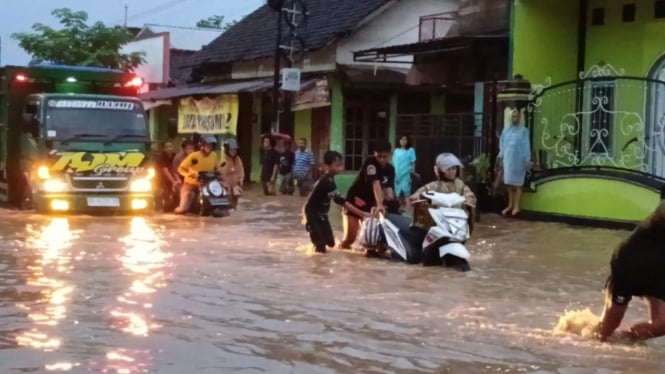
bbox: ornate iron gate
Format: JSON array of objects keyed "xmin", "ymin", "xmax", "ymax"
[{"xmin": 528, "ymin": 65, "xmax": 665, "ymax": 180}]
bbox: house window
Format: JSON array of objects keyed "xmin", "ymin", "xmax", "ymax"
[
  {"xmin": 343, "ymin": 106, "xmax": 390, "ymax": 171},
  {"xmin": 656, "ymin": 0, "xmax": 665, "ymax": 18},
  {"xmin": 588, "ymin": 81, "xmax": 615, "ymax": 155},
  {"xmin": 591, "ymin": 8, "xmax": 605, "ymax": 25},
  {"xmin": 622, "ymin": 3, "xmax": 636, "ymax": 22}
]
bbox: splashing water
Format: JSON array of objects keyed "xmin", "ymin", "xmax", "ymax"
[{"xmin": 554, "ymin": 308, "xmax": 601, "ymax": 338}]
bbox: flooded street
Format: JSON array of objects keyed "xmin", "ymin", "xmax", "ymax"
[{"xmin": 1, "ymin": 192, "xmax": 664, "ymax": 374}]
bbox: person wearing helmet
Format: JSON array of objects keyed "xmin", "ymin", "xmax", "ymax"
[
  {"xmin": 593, "ymin": 189, "xmax": 665, "ymax": 342},
  {"xmin": 219, "ymin": 138, "xmax": 245, "ymax": 210},
  {"xmin": 409, "ymin": 153, "xmax": 476, "ymax": 232},
  {"xmin": 174, "ymin": 135, "xmax": 219, "ymax": 214}
]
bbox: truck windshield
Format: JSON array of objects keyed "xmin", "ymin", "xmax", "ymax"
[{"xmin": 44, "ymin": 98, "xmax": 149, "ymax": 142}]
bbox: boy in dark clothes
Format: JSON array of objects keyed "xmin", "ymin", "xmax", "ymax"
[{"xmin": 303, "ymin": 151, "xmax": 369, "ymax": 253}]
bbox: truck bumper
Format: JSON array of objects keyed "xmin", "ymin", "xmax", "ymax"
[{"xmin": 34, "ymin": 192, "xmax": 154, "ymax": 214}]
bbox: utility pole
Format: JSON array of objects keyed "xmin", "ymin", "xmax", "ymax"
[
  {"xmin": 124, "ymin": 5, "xmax": 129, "ymax": 27},
  {"xmin": 268, "ymin": 0, "xmax": 307, "ymax": 133},
  {"xmin": 272, "ymin": 7, "xmax": 283, "ymax": 132}
]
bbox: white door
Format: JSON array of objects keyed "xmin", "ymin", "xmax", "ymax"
[{"xmin": 651, "ymin": 68, "xmax": 665, "ymax": 178}]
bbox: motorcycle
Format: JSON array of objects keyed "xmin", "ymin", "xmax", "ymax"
[
  {"xmin": 378, "ymin": 191, "xmax": 472, "ymax": 272},
  {"xmin": 190, "ymin": 171, "xmax": 231, "ymax": 217}
]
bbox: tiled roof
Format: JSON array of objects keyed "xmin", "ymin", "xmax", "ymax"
[
  {"xmin": 191, "ymin": 0, "xmax": 388, "ymax": 65},
  {"xmin": 169, "ymin": 49, "xmax": 196, "ymax": 85}
]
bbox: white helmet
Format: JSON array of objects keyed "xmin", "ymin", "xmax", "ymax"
[
  {"xmin": 436, "ymin": 153, "xmax": 463, "ymax": 171},
  {"xmin": 360, "ymin": 217, "xmax": 383, "ymax": 248}
]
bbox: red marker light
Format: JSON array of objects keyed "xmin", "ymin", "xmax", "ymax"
[
  {"xmin": 15, "ymin": 74, "xmax": 28, "ymax": 82},
  {"xmin": 126, "ymin": 77, "xmax": 144, "ymax": 87}
]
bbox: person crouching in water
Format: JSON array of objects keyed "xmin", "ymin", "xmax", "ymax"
[
  {"xmin": 219, "ymin": 138, "xmax": 244, "ymax": 211},
  {"xmin": 409, "ymin": 153, "xmax": 477, "ymax": 235},
  {"xmin": 594, "ymin": 187, "xmax": 665, "ymax": 342},
  {"xmin": 340, "ymin": 141, "xmax": 397, "ymax": 249},
  {"xmin": 303, "ymin": 151, "xmax": 369, "ymax": 253}
]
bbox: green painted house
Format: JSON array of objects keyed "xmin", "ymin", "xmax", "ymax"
[{"xmin": 510, "ymin": 0, "xmax": 665, "ymax": 226}]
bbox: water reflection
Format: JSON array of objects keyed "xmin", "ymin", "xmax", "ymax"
[
  {"xmin": 107, "ymin": 217, "xmax": 171, "ymax": 373},
  {"xmin": 15, "ymin": 218, "xmax": 79, "ymax": 351}
]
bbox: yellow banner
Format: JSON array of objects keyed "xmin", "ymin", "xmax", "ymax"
[{"xmin": 177, "ymin": 95, "xmax": 239, "ymax": 135}]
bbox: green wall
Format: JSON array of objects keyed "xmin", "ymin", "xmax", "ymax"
[
  {"xmin": 330, "ymin": 78, "xmax": 344, "ymax": 152},
  {"xmin": 511, "ymin": 0, "xmax": 579, "ymax": 85},
  {"xmin": 294, "ymin": 109, "xmax": 312, "ymax": 145},
  {"xmin": 585, "ymin": 0, "xmax": 665, "ymax": 76},
  {"xmin": 251, "ymin": 93, "xmax": 262, "ymax": 182},
  {"xmin": 522, "ymin": 177, "xmax": 660, "ymax": 223}
]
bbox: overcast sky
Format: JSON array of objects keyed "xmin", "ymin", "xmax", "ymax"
[{"xmin": 0, "ymin": 0, "xmax": 264, "ymax": 66}]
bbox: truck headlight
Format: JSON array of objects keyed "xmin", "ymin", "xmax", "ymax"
[
  {"xmin": 37, "ymin": 166, "xmax": 51, "ymax": 180},
  {"xmin": 43, "ymin": 179, "xmax": 68, "ymax": 192},
  {"xmin": 130, "ymin": 179, "xmax": 152, "ymax": 192}
]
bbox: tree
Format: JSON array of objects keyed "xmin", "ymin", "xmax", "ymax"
[
  {"xmin": 12, "ymin": 8, "xmax": 144, "ymax": 71},
  {"xmin": 196, "ymin": 15, "xmax": 237, "ymax": 31}
]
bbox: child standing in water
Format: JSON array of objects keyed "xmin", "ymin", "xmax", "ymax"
[
  {"xmin": 393, "ymin": 135, "xmax": 416, "ymax": 207},
  {"xmin": 303, "ymin": 151, "xmax": 369, "ymax": 253}
]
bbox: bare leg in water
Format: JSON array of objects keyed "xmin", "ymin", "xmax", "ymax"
[
  {"xmin": 512, "ymin": 186, "xmax": 523, "ymax": 216},
  {"xmin": 502, "ymin": 186, "xmax": 514, "ymax": 216}
]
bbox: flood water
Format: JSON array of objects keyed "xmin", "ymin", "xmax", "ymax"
[{"xmin": 1, "ymin": 191, "xmax": 664, "ymax": 373}]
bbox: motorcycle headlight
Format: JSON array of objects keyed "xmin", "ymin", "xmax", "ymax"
[
  {"xmin": 130, "ymin": 179, "xmax": 152, "ymax": 192},
  {"xmin": 208, "ymin": 181, "xmax": 223, "ymax": 197}
]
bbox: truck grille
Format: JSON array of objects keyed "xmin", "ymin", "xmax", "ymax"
[{"xmin": 70, "ymin": 177, "xmax": 129, "ymax": 190}]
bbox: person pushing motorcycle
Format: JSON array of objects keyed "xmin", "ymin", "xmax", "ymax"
[{"xmin": 174, "ymin": 135, "xmax": 219, "ymax": 214}]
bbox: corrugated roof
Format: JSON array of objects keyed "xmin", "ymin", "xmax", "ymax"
[
  {"xmin": 190, "ymin": 0, "xmax": 389, "ymax": 65},
  {"xmin": 139, "ymin": 79, "xmax": 274, "ymax": 101}
]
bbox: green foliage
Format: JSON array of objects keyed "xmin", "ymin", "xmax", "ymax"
[
  {"xmin": 196, "ymin": 15, "xmax": 237, "ymax": 31},
  {"xmin": 468, "ymin": 153, "xmax": 492, "ymax": 183},
  {"xmin": 11, "ymin": 8, "xmax": 144, "ymax": 71}
]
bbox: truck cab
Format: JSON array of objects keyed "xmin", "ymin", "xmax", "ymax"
[{"xmin": 0, "ymin": 64, "xmax": 154, "ymax": 213}]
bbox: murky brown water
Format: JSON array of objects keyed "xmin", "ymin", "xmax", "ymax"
[{"xmin": 1, "ymin": 191, "xmax": 664, "ymax": 373}]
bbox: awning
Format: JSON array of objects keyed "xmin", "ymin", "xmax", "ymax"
[
  {"xmin": 142, "ymin": 99, "xmax": 172, "ymax": 111},
  {"xmin": 353, "ymin": 34, "xmax": 508, "ymax": 64},
  {"xmin": 139, "ymin": 79, "xmax": 274, "ymax": 101}
]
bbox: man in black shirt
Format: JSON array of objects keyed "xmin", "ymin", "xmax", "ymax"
[
  {"xmin": 279, "ymin": 140, "xmax": 296, "ymax": 195},
  {"xmin": 340, "ymin": 140, "xmax": 396, "ymax": 249},
  {"xmin": 261, "ymin": 135, "xmax": 280, "ymax": 196},
  {"xmin": 303, "ymin": 151, "xmax": 369, "ymax": 253},
  {"xmin": 596, "ymin": 187, "xmax": 665, "ymax": 342},
  {"xmin": 156, "ymin": 140, "xmax": 179, "ymax": 212}
]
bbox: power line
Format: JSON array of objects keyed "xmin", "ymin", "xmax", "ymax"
[
  {"xmin": 112, "ymin": 0, "xmax": 196, "ymax": 25},
  {"xmin": 143, "ymin": 23, "xmax": 224, "ymax": 32}
]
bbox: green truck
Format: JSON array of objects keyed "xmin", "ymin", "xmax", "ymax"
[{"xmin": 0, "ymin": 64, "xmax": 154, "ymax": 213}]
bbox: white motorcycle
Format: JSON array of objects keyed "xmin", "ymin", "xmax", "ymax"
[{"xmin": 378, "ymin": 191, "xmax": 472, "ymax": 272}]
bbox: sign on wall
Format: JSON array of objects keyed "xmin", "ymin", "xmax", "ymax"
[
  {"xmin": 177, "ymin": 95, "xmax": 239, "ymax": 135},
  {"xmin": 281, "ymin": 68, "xmax": 302, "ymax": 92},
  {"xmin": 292, "ymin": 78, "xmax": 330, "ymax": 111}
]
